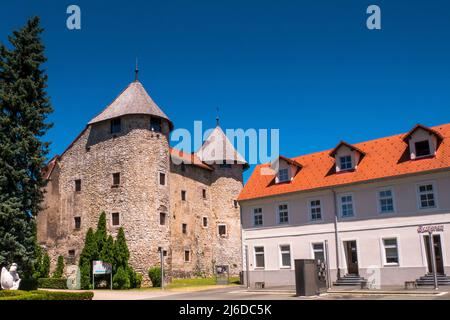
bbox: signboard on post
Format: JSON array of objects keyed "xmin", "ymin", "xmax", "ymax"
[{"xmin": 92, "ymin": 260, "xmax": 113, "ymax": 290}]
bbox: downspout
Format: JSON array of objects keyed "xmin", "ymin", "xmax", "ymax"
[
  {"xmin": 240, "ymin": 204, "xmax": 249, "ymax": 288},
  {"xmin": 332, "ymin": 189, "xmax": 341, "ymax": 280}
]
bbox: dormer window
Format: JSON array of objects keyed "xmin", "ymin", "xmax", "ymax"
[
  {"xmin": 278, "ymin": 168, "xmax": 289, "ymax": 182},
  {"xmin": 150, "ymin": 118, "xmax": 162, "ymax": 133},
  {"xmin": 339, "ymin": 155, "xmax": 353, "ymax": 170},
  {"xmin": 330, "ymin": 141, "xmax": 365, "ymax": 173},
  {"xmin": 111, "ymin": 118, "xmax": 121, "ymax": 134},
  {"xmin": 272, "ymin": 156, "xmax": 302, "ymax": 184},
  {"xmin": 403, "ymin": 124, "xmax": 443, "ymax": 160},
  {"xmin": 414, "ymin": 140, "xmax": 431, "ymax": 157}
]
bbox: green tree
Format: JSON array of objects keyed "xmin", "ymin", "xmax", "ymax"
[
  {"xmin": 78, "ymin": 228, "xmax": 97, "ymax": 289},
  {"xmin": 113, "ymin": 228, "xmax": 129, "ymax": 270},
  {"xmin": 40, "ymin": 252, "xmax": 50, "ymax": 278},
  {"xmin": 112, "ymin": 266, "xmax": 130, "ymax": 289},
  {"xmin": 100, "ymin": 235, "xmax": 114, "ymax": 265},
  {"xmin": 95, "ymin": 212, "xmax": 107, "ymax": 254},
  {"xmin": 0, "ymin": 17, "xmax": 53, "ymax": 276},
  {"xmin": 52, "ymin": 255, "xmax": 65, "ymax": 278}
]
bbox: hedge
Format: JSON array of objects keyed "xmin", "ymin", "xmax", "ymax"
[
  {"xmin": 18, "ymin": 278, "xmax": 38, "ymax": 291},
  {"xmin": 38, "ymin": 278, "xmax": 68, "ymax": 289},
  {"xmin": 0, "ymin": 290, "xmax": 94, "ymax": 300}
]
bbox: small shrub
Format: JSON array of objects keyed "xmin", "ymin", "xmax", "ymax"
[
  {"xmin": 18, "ymin": 278, "xmax": 38, "ymax": 291},
  {"xmin": 148, "ymin": 266, "xmax": 161, "ymax": 287},
  {"xmin": 112, "ymin": 266, "xmax": 130, "ymax": 289},
  {"xmin": 127, "ymin": 267, "xmax": 142, "ymax": 289},
  {"xmin": 52, "ymin": 255, "xmax": 65, "ymax": 278},
  {"xmin": 38, "ymin": 278, "xmax": 68, "ymax": 289},
  {"xmin": 134, "ymin": 272, "xmax": 142, "ymax": 289}
]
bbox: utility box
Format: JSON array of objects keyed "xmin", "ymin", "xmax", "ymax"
[{"xmin": 295, "ymin": 259, "xmax": 321, "ymax": 296}]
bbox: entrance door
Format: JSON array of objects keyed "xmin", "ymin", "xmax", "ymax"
[
  {"xmin": 424, "ymin": 234, "xmax": 445, "ymax": 274},
  {"xmin": 344, "ymin": 240, "xmax": 359, "ymax": 275}
]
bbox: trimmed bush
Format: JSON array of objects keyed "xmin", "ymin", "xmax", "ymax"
[
  {"xmin": 148, "ymin": 266, "xmax": 161, "ymax": 287},
  {"xmin": 52, "ymin": 255, "xmax": 65, "ymax": 278},
  {"xmin": 38, "ymin": 278, "xmax": 68, "ymax": 289},
  {"xmin": 0, "ymin": 290, "xmax": 94, "ymax": 300},
  {"xmin": 113, "ymin": 266, "xmax": 130, "ymax": 289},
  {"xmin": 18, "ymin": 278, "xmax": 38, "ymax": 291},
  {"xmin": 127, "ymin": 267, "xmax": 142, "ymax": 289}
]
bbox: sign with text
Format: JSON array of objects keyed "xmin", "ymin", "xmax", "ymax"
[
  {"xmin": 92, "ymin": 260, "xmax": 112, "ymax": 275},
  {"xmin": 417, "ymin": 225, "xmax": 444, "ymax": 234}
]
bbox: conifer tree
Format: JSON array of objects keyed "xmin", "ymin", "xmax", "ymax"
[
  {"xmin": 79, "ymin": 228, "xmax": 97, "ymax": 289},
  {"xmin": 113, "ymin": 227, "xmax": 129, "ymax": 270},
  {"xmin": 52, "ymin": 255, "xmax": 65, "ymax": 278},
  {"xmin": 40, "ymin": 251, "xmax": 50, "ymax": 278},
  {"xmin": 95, "ymin": 212, "xmax": 107, "ymax": 254},
  {"xmin": 0, "ymin": 16, "xmax": 53, "ymax": 276},
  {"xmin": 100, "ymin": 235, "xmax": 115, "ymax": 265}
]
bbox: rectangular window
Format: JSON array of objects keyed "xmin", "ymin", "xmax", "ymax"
[
  {"xmin": 150, "ymin": 118, "xmax": 162, "ymax": 133},
  {"xmin": 280, "ymin": 245, "xmax": 291, "ymax": 268},
  {"xmin": 383, "ymin": 238, "xmax": 399, "ymax": 265},
  {"xmin": 112, "ymin": 172, "xmax": 120, "ymax": 186},
  {"xmin": 340, "ymin": 195, "xmax": 354, "ymax": 217},
  {"xmin": 218, "ymin": 224, "xmax": 227, "ymax": 236},
  {"xmin": 415, "ymin": 140, "xmax": 431, "ymax": 157},
  {"xmin": 254, "ymin": 246, "xmax": 265, "ymax": 268},
  {"xmin": 278, "ymin": 168, "xmax": 289, "ymax": 182},
  {"xmin": 67, "ymin": 249, "xmax": 75, "ymax": 264},
  {"xmin": 202, "ymin": 189, "xmax": 207, "ymax": 199},
  {"xmin": 277, "ymin": 204, "xmax": 289, "ymax": 224},
  {"xmin": 112, "ymin": 212, "xmax": 120, "ymax": 226},
  {"xmin": 74, "ymin": 217, "xmax": 81, "ymax": 229},
  {"xmin": 75, "ymin": 179, "xmax": 81, "ymax": 192},
  {"xmin": 111, "ymin": 118, "xmax": 121, "ymax": 134},
  {"xmin": 340, "ymin": 155, "xmax": 352, "ymax": 170},
  {"xmin": 202, "ymin": 217, "xmax": 208, "ymax": 227},
  {"xmin": 181, "ymin": 190, "xmax": 186, "ymax": 201},
  {"xmin": 181, "ymin": 163, "xmax": 186, "ymax": 172},
  {"xmin": 160, "ymin": 212, "xmax": 166, "ymax": 225},
  {"xmin": 418, "ymin": 184, "xmax": 436, "ymax": 209},
  {"xmin": 379, "ymin": 189, "xmax": 394, "ymax": 213},
  {"xmin": 219, "ymin": 163, "xmax": 232, "ymax": 169},
  {"xmin": 234, "ymin": 200, "xmax": 238, "ymax": 208},
  {"xmin": 312, "ymin": 243, "xmax": 325, "ymax": 263},
  {"xmin": 159, "ymin": 172, "xmax": 166, "ymax": 186},
  {"xmin": 182, "ymin": 223, "xmax": 187, "ymax": 234},
  {"xmin": 310, "ymin": 200, "xmax": 322, "ymax": 221},
  {"xmin": 253, "ymin": 208, "xmax": 263, "ymax": 227},
  {"xmin": 184, "ymin": 250, "xmax": 190, "ymax": 262}
]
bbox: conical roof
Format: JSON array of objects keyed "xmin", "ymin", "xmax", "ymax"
[
  {"xmin": 196, "ymin": 125, "xmax": 247, "ymax": 165},
  {"xmin": 88, "ymin": 80, "xmax": 173, "ymax": 128}
]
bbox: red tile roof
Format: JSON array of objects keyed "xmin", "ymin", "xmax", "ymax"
[
  {"xmin": 238, "ymin": 123, "xmax": 450, "ymax": 201},
  {"xmin": 169, "ymin": 147, "xmax": 214, "ymax": 171}
]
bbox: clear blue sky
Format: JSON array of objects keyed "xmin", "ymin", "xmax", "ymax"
[{"xmin": 1, "ymin": 0, "xmax": 450, "ymax": 181}]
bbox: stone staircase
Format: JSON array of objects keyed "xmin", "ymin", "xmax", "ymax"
[
  {"xmin": 416, "ymin": 273, "xmax": 450, "ymax": 286},
  {"xmin": 333, "ymin": 274, "xmax": 366, "ymax": 286}
]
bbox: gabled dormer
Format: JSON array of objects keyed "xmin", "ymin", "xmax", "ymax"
[
  {"xmin": 272, "ymin": 156, "xmax": 302, "ymax": 184},
  {"xmin": 403, "ymin": 124, "xmax": 443, "ymax": 160},
  {"xmin": 329, "ymin": 141, "xmax": 365, "ymax": 173}
]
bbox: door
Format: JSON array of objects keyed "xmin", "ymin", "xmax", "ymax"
[
  {"xmin": 424, "ymin": 234, "xmax": 445, "ymax": 274},
  {"xmin": 344, "ymin": 240, "xmax": 359, "ymax": 275}
]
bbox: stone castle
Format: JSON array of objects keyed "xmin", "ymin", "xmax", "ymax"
[{"xmin": 37, "ymin": 76, "xmax": 247, "ymax": 283}]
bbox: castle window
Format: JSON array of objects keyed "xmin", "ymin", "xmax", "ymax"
[
  {"xmin": 181, "ymin": 163, "xmax": 186, "ymax": 172},
  {"xmin": 75, "ymin": 179, "xmax": 81, "ymax": 192},
  {"xmin": 181, "ymin": 190, "xmax": 186, "ymax": 201},
  {"xmin": 74, "ymin": 217, "xmax": 81, "ymax": 229},
  {"xmin": 150, "ymin": 118, "xmax": 162, "ymax": 133},
  {"xmin": 415, "ymin": 140, "xmax": 431, "ymax": 157},
  {"xmin": 184, "ymin": 250, "xmax": 190, "ymax": 262},
  {"xmin": 112, "ymin": 172, "xmax": 120, "ymax": 186},
  {"xmin": 67, "ymin": 250, "xmax": 75, "ymax": 264},
  {"xmin": 112, "ymin": 212, "xmax": 120, "ymax": 226},
  {"xmin": 111, "ymin": 118, "xmax": 121, "ymax": 134},
  {"xmin": 218, "ymin": 224, "xmax": 227, "ymax": 237},
  {"xmin": 233, "ymin": 200, "xmax": 238, "ymax": 208},
  {"xmin": 202, "ymin": 217, "xmax": 208, "ymax": 227},
  {"xmin": 160, "ymin": 212, "xmax": 166, "ymax": 225},
  {"xmin": 220, "ymin": 163, "xmax": 232, "ymax": 169},
  {"xmin": 159, "ymin": 172, "xmax": 166, "ymax": 186},
  {"xmin": 202, "ymin": 189, "xmax": 207, "ymax": 199},
  {"xmin": 182, "ymin": 223, "xmax": 187, "ymax": 234}
]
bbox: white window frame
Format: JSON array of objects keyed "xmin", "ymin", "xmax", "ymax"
[
  {"xmin": 339, "ymin": 155, "xmax": 353, "ymax": 171},
  {"xmin": 253, "ymin": 246, "xmax": 265, "ymax": 269},
  {"xmin": 339, "ymin": 193, "xmax": 355, "ymax": 218},
  {"xmin": 218, "ymin": 223, "xmax": 227, "ymax": 237},
  {"xmin": 278, "ymin": 168, "xmax": 290, "ymax": 183},
  {"xmin": 377, "ymin": 187, "xmax": 396, "ymax": 214},
  {"xmin": 380, "ymin": 237, "xmax": 400, "ymax": 266},
  {"xmin": 413, "ymin": 139, "xmax": 432, "ymax": 159},
  {"xmin": 416, "ymin": 181, "xmax": 438, "ymax": 211},
  {"xmin": 308, "ymin": 199, "xmax": 323, "ymax": 221},
  {"xmin": 253, "ymin": 208, "xmax": 263, "ymax": 227},
  {"xmin": 278, "ymin": 244, "xmax": 292, "ymax": 269},
  {"xmin": 276, "ymin": 203, "xmax": 290, "ymax": 225},
  {"xmin": 310, "ymin": 242, "xmax": 326, "ymax": 263}
]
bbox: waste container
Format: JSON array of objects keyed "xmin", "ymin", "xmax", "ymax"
[{"xmin": 295, "ymin": 259, "xmax": 320, "ymax": 296}]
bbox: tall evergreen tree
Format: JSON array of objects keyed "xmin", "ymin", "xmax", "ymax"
[
  {"xmin": 114, "ymin": 228, "xmax": 129, "ymax": 270},
  {"xmin": 100, "ymin": 235, "xmax": 115, "ymax": 265},
  {"xmin": 95, "ymin": 212, "xmax": 107, "ymax": 254},
  {"xmin": 0, "ymin": 16, "xmax": 53, "ymax": 276},
  {"xmin": 79, "ymin": 228, "xmax": 97, "ymax": 289}
]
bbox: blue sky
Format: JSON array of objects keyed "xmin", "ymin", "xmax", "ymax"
[{"xmin": 1, "ymin": 0, "xmax": 450, "ymax": 181}]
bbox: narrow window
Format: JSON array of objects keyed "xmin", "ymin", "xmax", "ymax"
[
  {"xmin": 340, "ymin": 195, "xmax": 354, "ymax": 217},
  {"xmin": 233, "ymin": 200, "xmax": 238, "ymax": 208},
  {"xmin": 202, "ymin": 217, "xmax": 208, "ymax": 227},
  {"xmin": 418, "ymin": 184, "xmax": 436, "ymax": 209},
  {"xmin": 150, "ymin": 118, "xmax": 162, "ymax": 133},
  {"xmin": 254, "ymin": 247, "xmax": 265, "ymax": 268},
  {"xmin": 278, "ymin": 168, "xmax": 289, "ymax": 182},
  {"xmin": 112, "ymin": 172, "xmax": 120, "ymax": 186},
  {"xmin": 160, "ymin": 212, "xmax": 166, "ymax": 225},
  {"xmin": 181, "ymin": 190, "xmax": 186, "ymax": 201},
  {"xmin": 383, "ymin": 238, "xmax": 399, "ymax": 265},
  {"xmin": 74, "ymin": 217, "xmax": 81, "ymax": 230},
  {"xmin": 218, "ymin": 224, "xmax": 227, "ymax": 236},
  {"xmin": 184, "ymin": 250, "xmax": 190, "ymax": 262},
  {"xmin": 415, "ymin": 140, "xmax": 431, "ymax": 157},
  {"xmin": 182, "ymin": 223, "xmax": 187, "ymax": 234},
  {"xmin": 112, "ymin": 212, "xmax": 120, "ymax": 226},
  {"xmin": 75, "ymin": 179, "xmax": 81, "ymax": 192},
  {"xmin": 280, "ymin": 245, "xmax": 291, "ymax": 268},
  {"xmin": 111, "ymin": 118, "xmax": 121, "ymax": 134},
  {"xmin": 253, "ymin": 208, "xmax": 263, "ymax": 227},
  {"xmin": 159, "ymin": 172, "xmax": 166, "ymax": 186},
  {"xmin": 202, "ymin": 189, "xmax": 207, "ymax": 199},
  {"xmin": 68, "ymin": 250, "xmax": 75, "ymax": 264},
  {"xmin": 339, "ymin": 155, "xmax": 353, "ymax": 170},
  {"xmin": 277, "ymin": 204, "xmax": 289, "ymax": 224},
  {"xmin": 379, "ymin": 189, "xmax": 394, "ymax": 213},
  {"xmin": 219, "ymin": 162, "xmax": 232, "ymax": 169},
  {"xmin": 310, "ymin": 200, "xmax": 322, "ymax": 221}
]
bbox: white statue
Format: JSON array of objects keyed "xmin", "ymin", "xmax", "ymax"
[{"xmin": 1, "ymin": 263, "xmax": 21, "ymax": 290}]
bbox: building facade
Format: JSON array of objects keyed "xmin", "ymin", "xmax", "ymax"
[
  {"xmin": 238, "ymin": 123, "xmax": 450, "ymax": 287},
  {"xmin": 37, "ymin": 78, "xmax": 246, "ymax": 284}
]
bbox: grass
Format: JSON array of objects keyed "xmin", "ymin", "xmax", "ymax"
[{"xmin": 0, "ymin": 290, "xmax": 94, "ymax": 300}]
